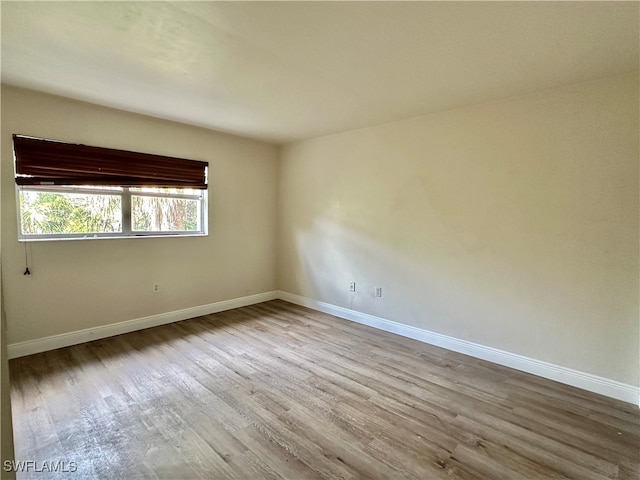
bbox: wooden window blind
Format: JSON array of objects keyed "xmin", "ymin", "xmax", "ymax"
[{"xmin": 13, "ymin": 135, "xmax": 208, "ymax": 189}]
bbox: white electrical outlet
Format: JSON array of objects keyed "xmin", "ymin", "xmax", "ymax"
[
  {"xmin": 153, "ymin": 284, "xmax": 160, "ymax": 293},
  {"xmin": 375, "ymin": 287, "xmax": 383, "ymax": 298},
  {"xmin": 349, "ymin": 281, "xmax": 356, "ymax": 292}
]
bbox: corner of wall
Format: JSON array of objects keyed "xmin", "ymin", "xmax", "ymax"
[{"xmin": 274, "ymin": 142, "xmax": 285, "ymax": 291}]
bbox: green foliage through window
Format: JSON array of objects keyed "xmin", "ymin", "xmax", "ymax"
[
  {"xmin": 18, "ymin": 187, "xmax": 206, "ymax": 239},
  {"xmin": 19, "ymin": 191, "xmax": 121, "ymax": 235},
  {"xmin": 132, "ymin": 196, "xmax": 199, "ymax": 232}
]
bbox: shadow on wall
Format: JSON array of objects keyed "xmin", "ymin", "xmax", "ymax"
[{"xmin": 294, "ymin": 216, "xmax": 551, "ymax": 344}]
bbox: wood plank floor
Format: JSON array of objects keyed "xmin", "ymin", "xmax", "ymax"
[{"xmin": 9, "ymin": 300, "xmax": 640, "ymax": 479}]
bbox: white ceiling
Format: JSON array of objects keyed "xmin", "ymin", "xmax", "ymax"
[{"xmin": 2, "ymin": 1, "xmax": 638, "ymax": 144}]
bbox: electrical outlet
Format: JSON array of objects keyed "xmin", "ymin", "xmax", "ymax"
[
  {"xmin": 349, "ymin": 281, "xmax": 356, "ymax": 292},
  {"xmin": 375, "ymin": 287, "xmax": 383, "ymax": 298},
  {"xmin": 153, "ymin": 284, "xmax": 160, "ymax": 293}
]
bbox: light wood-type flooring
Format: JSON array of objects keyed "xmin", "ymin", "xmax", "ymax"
[{"xmin": 9, "ymin": 300, "xmax": 640, "ymax": 479}]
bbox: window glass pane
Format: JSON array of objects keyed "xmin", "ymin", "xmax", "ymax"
[
  {"xmin": 132, "ymin": 195, "xmax": 200, "ymax": 232},
  {"xmin": 130, "ymin": 187, "xmax": 200, "ymax": 196},
  {"xmin": 19, "ymin": 190, "xmax": 122, "ymax": 235},
  {"xmin": 68, "ymin": 186, "xmax": 123, "ymax": 192}
]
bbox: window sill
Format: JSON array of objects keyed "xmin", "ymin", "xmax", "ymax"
[{"xmin": 18, "ymin": 233, "xmax": 208, "ymax": 242}]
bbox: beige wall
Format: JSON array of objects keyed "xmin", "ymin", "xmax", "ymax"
[
  {"xmin": 278, "ymin": 72, "xmax": 639, "ymax": 386},
  {"xmin": 1, "ymin": 85, "xmax": 278, "ymax": 345}
]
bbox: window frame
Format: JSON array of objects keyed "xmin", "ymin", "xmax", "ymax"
[{"xmin": 17, "ymin": 185, "xmax": 208, "ymax": 242}]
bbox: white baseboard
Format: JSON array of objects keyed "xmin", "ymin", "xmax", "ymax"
[
  {"xmin": 278, "ymin": 291, "xmax": 640, "ymax": 407},
  {"xmin": 7, "ymin": 291, "xmax": 278, "ymax": 359},
  {"xmin": 8, "ymin": 289, "xmax": 639, "ymax": 406}
]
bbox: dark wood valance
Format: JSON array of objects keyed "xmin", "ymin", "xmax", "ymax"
[{"xmin": 13, "ymin": 135, "xmax": 208, "ymax": 189}]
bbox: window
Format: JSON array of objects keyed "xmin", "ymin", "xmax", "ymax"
[
  {"xmin": 14, "ymin": 135, "xmax": 208, "ymax": 240},
  {"xmin": 18, "ymin": 186, "xmax": 207, "ymax": 239}
]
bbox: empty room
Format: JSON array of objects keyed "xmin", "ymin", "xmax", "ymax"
[{"xmin": 0, "ymin": 1, "xmax": 638, "ymax": 479}]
